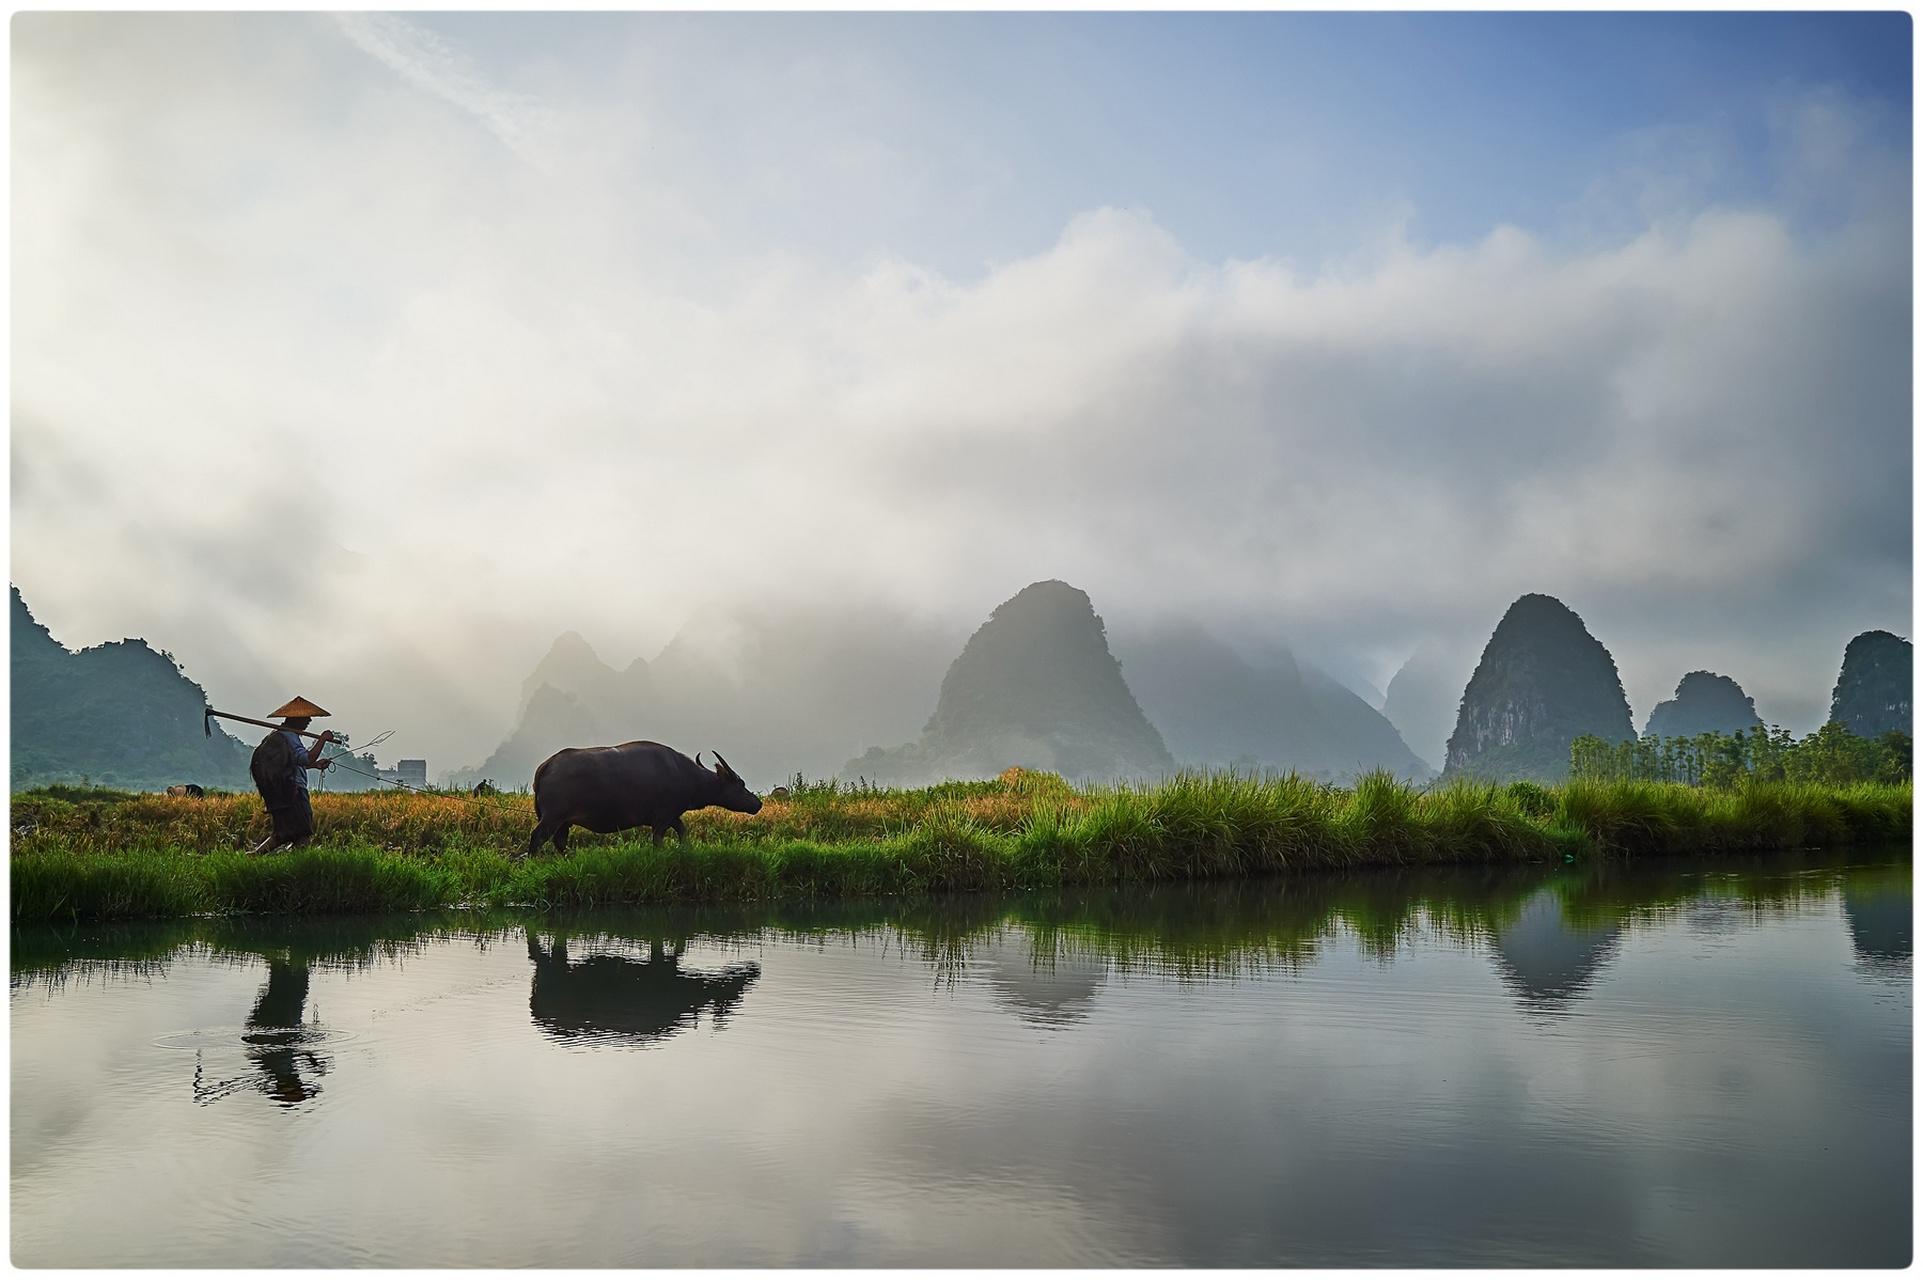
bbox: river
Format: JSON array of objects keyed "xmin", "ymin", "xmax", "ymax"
[{"xmin": 11, "ymin": 848, "xmax": 1910, "ymax": 1266}]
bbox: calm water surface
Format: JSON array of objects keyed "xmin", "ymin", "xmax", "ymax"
[{"xmin": 12, "ymin": 850, "xmax": 1911, "ymax": 1266}]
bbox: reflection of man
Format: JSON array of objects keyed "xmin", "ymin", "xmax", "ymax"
[
  {"xmin": 244, "ymin": 956, "xmax": 324, "ymax": 1104},
  {"xmin": 192, "ymin": 951, "xmax": 330, "ymax": 1107},
  {"xmin": 250, "ymin": 697, "xmax": 336, "ymax": 854}
]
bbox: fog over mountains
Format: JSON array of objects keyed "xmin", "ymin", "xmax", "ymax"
[
  {"xmin": 8, "ymin": 576, "xmax": 1910, "ymax": 792},
  {"xmin": 451, "ymin": 604, "xmax": 966, "ymax": 791},
  {"xmin": 459, "ymin": 579, "xmax": 1435, "ymax": 790}
]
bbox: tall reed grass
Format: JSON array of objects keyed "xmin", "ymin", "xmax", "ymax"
[{"xmin": 10, "ymin": 769, "xmax": 1910, "ymax": 922}]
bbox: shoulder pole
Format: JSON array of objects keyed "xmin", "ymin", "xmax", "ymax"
[{"xmin": 204, "ymin": 707, "xmax": 332, "ymax": 742}]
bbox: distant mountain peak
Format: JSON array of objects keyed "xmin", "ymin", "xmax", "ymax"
[
  {"xmin": 10, "ymin": 585, "xmax": 254, "ymax": 791},
  {"xmin": 1830, "ymin": 630, "xmax": 1912, "ymax": 736},
  {"xmin": 1444, "ymin": 593, "xmax": 1633, "ymax": 782},
  {"xmin": 516, "ymin": 629, "xmax": 647, "ymax": 720},
  {"xmin": 1643, "ymin": 670, "xmax": 1761, "ymax": 739},
  {"xmin": 846, "ymin": 579, "xmax": 1171, "ymax": 785},
  {"xmin": 1114, "ymin": 621, "xmax": 1430, "ymax": 783}
]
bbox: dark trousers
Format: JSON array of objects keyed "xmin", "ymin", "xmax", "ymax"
[{"xmin": 261, "ymin": 784, "xmax": 315, "ymax": 846}]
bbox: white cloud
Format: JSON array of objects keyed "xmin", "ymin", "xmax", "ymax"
[
  {"xmin": 332, "ymin": 12, "xmax": 556, "ymax": 163},
  {"xmin": 10, "ymin": 15, "xmax": 1909, "ymax": 767}
]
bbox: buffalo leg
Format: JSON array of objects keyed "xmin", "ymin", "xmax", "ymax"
[
  {"xmin": 650, "ymin": 824, "xmax": 664, "ymax": 848},
  {"xmin": 526, "ymin": 816, "xmax": 567, "ymax": 858},
  {"xmin": 670, "ymin": 816, "xmax": 688, "ymax": 843}
]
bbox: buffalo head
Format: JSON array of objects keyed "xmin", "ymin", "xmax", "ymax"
[{"xmin": 706, "ymin": 751, "xmax": 762, "ymax": 815}]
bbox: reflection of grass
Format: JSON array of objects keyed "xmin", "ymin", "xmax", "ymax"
[
  {"xmin": 9, "ymin": 770, "xmax": 1910, "ymax": 922},
  {"xmin": 15, "ymin": 851, "xmax": 1906, "ymax": 990}
]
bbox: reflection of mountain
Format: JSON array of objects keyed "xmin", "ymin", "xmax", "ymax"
[
  {"xmin": 975, "ymin": 938, "xmax": 1106, "ymax": 1028},
  {"xmin": 1842, "ymin": 886, "xmax": 1911, "ymax": 982},
  {"xmin": 1488, "ymin": 890, "xmax": 1620, "ymax": 1013},
  {"xmin": 526, "ymin": 932, "xmax": 760, "ymax": 1045}
]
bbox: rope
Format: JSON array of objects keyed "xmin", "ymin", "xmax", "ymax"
[{"xmin": 309, "ymin": 741, "xmax": 534, "ymax": 815}]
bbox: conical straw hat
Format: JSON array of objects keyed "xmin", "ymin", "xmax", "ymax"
[{"xmin": 268, "ymin": 696, "xmax": 331, "ymax": 719}]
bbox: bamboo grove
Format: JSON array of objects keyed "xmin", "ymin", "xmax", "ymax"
[{"xmin": 1569, "ymin": 725, "xmax": 1912, "ymax": 787}]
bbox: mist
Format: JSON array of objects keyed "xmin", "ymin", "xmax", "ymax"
[{"xmin": 10, "ymin": 13, "xmax": 1910, "ymax": 778}]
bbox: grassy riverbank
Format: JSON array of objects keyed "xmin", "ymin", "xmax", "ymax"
[{"xmin": 10, "ymin": 770, "xmax": 1911, "ymax": 923}]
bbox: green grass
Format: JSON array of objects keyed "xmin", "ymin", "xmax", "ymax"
[{"xmin": 9, "ymin": 770, "xmax": 1911, "ymax": 923}]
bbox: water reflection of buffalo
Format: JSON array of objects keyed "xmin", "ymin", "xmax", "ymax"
[{"xmin": 526, "ymin": 930, "xmax": 760, "ymax": 1045}]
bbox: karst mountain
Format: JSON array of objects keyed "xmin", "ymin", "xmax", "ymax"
[
  {"xmin": 843, "ymin": 580, "xmax": 1175, "ymax": 785},
  {"xmin": 1443, "ymin": 593, "xmax": 1634, "ymax": 782},
  {"xmin": 1643, "ymin": 671, "xmax": 1764, "ymax": 739},
  {"xmin": 1828, "ymin": 630, "xmax": 1912, "ymax": 738}
]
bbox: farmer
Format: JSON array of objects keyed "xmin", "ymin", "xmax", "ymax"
[{"xmin": 249, "ymin": 696, "xmax": 336, "ymax": 854}]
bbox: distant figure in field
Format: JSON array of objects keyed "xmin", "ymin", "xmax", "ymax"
[{"xmin": 250, "ymin": 696, "xmax": 336, "ymax": 854}]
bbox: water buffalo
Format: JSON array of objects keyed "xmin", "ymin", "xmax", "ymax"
[
  {"xmin": 526, "ymin": 741, "xmax": 762, "ymax": 856},
  {"xmin": 166, "ymin": 784, "xmax": 205, "ymax": 798}
]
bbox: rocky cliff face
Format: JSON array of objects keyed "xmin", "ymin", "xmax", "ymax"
[
  {"xmin": 844, "ymin": 580, "xmax": 1173, "ymax": 786},
  {"xmin": 1443, "ymin": 594, "xmax": 1633, "ymax": 782},
  {"xmin": 1829, "ymin": 630, "xmax": 1912, "ymax": 737},
  {"xmin": 1643, "ymin": 671, "xmax": 1762, "ymax": 739},
  {"xmin": 11, "ymin": 586, "xmax": 254, "ymax": 791}
]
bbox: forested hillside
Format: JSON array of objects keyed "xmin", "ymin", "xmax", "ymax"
[{"xmin": 11, "ymin": 587, "xmax": 253, "ymax": 791}]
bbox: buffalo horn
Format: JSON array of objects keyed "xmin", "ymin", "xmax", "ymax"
[
  {"xmin": 694, "ymin": 752, "xmax": 704, "ymax": 769},
  {"xmin": 714, "ymin": 751, "xmax": 734, "ymax": 777}
]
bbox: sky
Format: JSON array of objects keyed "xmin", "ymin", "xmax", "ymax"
[{"xmin": 10, "ymin": 11, "xmax": 1913, "ymax": 772}]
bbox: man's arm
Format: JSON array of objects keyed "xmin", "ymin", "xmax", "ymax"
[{"xmin": 294, "ymin": 730, "xmax": 338, "ymax": 771}]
